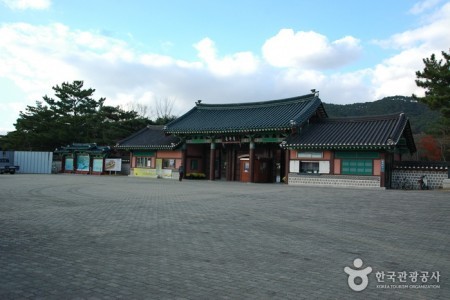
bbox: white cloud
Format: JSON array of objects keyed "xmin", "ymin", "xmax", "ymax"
[
  {"xmin": 1, "ymin": 1, "xmax": 450, "ymax": 133},
  {"xmin": 193, "ymin": 38, "xmax": 259, "ymax": 76},
  {"xmin": 409, "ymin": 0, "xmax": 442, "ymax": 14},
  {"xmin": 372, "ymin": 50, "xmax": 423, "ymax": 99},
  {"xmin": 376, "ymin": 3, "xmax": 450, "ymax": 50},
  {"xmin": 262, "ymin": 29, "xmax": 362, "ymax": 69},
  {"xmin": 1, "ymin": 0, "xmax": 50, "ymax": 10},
  {"xmin": 0, "ymin": 22, "xmax": 259, "ymax": 134},
  {"xmin": 370, "ymin": 1, "xmax": 450, "ymax": 99}
]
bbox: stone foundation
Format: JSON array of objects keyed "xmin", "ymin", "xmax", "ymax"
[{"xmin": 288, "ymin": 174, "xmax": 381, "ymax": 189}]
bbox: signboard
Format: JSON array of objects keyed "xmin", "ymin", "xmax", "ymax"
[
  {"xmin": 156, "ymin": 159, "xmax": 162, "ymax": 170},
  {"xmin": 133, "ymin": 168, "xmax": 173, "ymax": 179},
  {"xmin": 105, "ymin": 158, "xmax": 122, "ymax": 171},
  {"xmin": 93, "ymin": 159, "xmax": 103, "ymax": 172},
  {"xmin": 156, "ymin": 158, "xmax": 163, "ymax": 176},
  {"xmin": 161, "ymin": 169, "xmax": 173, "ymax": 179},
  {"xmin": 65, "ymin": 157, "xmax": 74, "ymax": 171},
  {"xmin": 187, "ymin": 139, "xmax": 212, "ymax": 144},
  {"xmin": 134, "ymin": 168, "xmax": 158, "ymax": 178},
  {"xmin": 133, "ymin": 151, "xmax": 155, "ymax": 157},
  {"xmin": 254, "ymin": 137, "xmax": 284, "ymax": 143},
  {"xmin": 76, "ymin": 155, "xmax": 90, "ymax": 171},
  {"xmin": 219, "ymin": 136, "xmax": 241, "ymax": 144}
]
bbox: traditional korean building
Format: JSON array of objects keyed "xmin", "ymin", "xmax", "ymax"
[
  {"xmin": 115, "ymin": 125, "xmax": 183, "ymax": 178},
  {"xmin": 164, "ymin": 94, "xmax": 327, "ymax": 183},
  {"xmin": 116, "ymin": 92, "xmax": 417, "ymax": 188},
  {"xmin": 282, "ymin": 113, "xmax": 416, "ymax": 188},
  {"xmin": 163, "ymin": 93, "xmax": 416, "ymax": 188}
]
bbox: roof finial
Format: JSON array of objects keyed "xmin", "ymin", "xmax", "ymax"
[
  {"xmin": 311, "ymin": 89, "xmax": 319, "ymax": 97},
  {"xmin": 195, "ymin": 99, "xmax": 202, "ymax": 105}
]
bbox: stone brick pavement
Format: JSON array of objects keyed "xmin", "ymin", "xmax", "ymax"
[{"xmin": 0, "ymin": 174, "xmax": 448, "ymax": 299}]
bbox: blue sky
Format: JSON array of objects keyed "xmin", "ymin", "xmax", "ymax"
[{"xmin": 0, "ymin": 0, "xmax": 449, "ymax": 134}]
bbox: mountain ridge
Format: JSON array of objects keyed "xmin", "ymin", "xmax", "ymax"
[{"xmin": 323, "ymin": 96, "xmax": 439, "ymax": 134}]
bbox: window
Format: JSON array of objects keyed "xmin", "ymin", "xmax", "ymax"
[
  {"xmin": 162, "ymin": 159, "xmax": 175, "ymax": 169},
  {"xmin": 341, "ymin": 159, "xmax": 373, "ymax": 175},
  {"xmin": 300, "ymin": 161, "xmax": 319, "ymax": 173},
  {"xmin": 136, "ymin": 157, "xmax": 152, "ymax": 168},
  {"xmin": 297, "ymin": 152, "xmax": 323, "ymax": 159},
  {"xmin": 291, "ymin": 160, "xmax": 330, "ymax": 174},
  {"xmin": 243, "ymin": 161, "xmax": 250, "ymax": 172}
]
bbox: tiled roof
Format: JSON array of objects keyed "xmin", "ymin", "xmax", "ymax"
[
  {"xmin": 115, "ymin": 125, "xmax": 182, "ymax": 150},
  {"xmin": 283, "ymin": 113, "xmax": 416, "ymax": 152},
  {"xmin": 165, "ymin": 94, "xmax": 326, "ymax": 134},
  {"xmin": 393, "ymin": 161, "xmax": 449, "ymax": 171},
  {"xmin": 55, "ymin": 143, "xmax": 111, "ymax": 155}
]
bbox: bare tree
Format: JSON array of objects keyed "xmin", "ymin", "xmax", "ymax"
[
  {"xmin": 121, "ymin": 101, "xmax": 151, "ymax": 118},
  {"xmin": 153, "ymin": 97, "xmax": 177, "ymax": 124}
]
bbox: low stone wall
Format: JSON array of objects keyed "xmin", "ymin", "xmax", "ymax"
[
  {"xmin": 288, "ymin": 174, "xmax": 381, "ymax": 189},
  {"xmin": 443, "ymin": 179, "xmax": 450, "ymax": 189},
  {"xmin": 392, "ymin": 170, "xmax": 447, "ymax": 189}
]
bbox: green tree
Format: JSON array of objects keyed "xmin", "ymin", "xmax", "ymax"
[
  {"xmin": 414, "ymin": 49, "xmax": 450, "ymax": 119},
  {"xmin": 1, "ymin": 81, "xmax": 152, "ymax": 151},
  {"xmin": 426, "ymin": 118, "xmax": 450, "ymax": 161},
  {"xmin": 414, "ymin": 49, "xmax": 450, "ymax": 160}
]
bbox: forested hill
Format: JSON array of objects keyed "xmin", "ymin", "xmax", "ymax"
[{"xmin": 323, "ymin": 96, "xmax": 439, "ymax": 134}]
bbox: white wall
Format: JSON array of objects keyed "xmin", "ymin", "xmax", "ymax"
[{"xmin": 14, "ymin": 151, "xmax": 53, "ymax": 174}]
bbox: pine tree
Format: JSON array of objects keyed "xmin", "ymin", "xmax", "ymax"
[
  {"xmin": 2, "ymin": 81, "xmax": 151, "ymax": 150},
  {"xmin": 414, "ymin": 49, "xmax": 450, "ymax": 119}
]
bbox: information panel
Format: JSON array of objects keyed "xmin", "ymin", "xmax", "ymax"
[
  {"xmin": 76, "ymin": 155, "xmax": 90, "ymax": 171},
  {"xmin": 65, "ymin": 157, "xmax": 74, "ymax": 171},
  {"xmin": 93, "ymin": 159, "xmax": 103, "ymax": 172},
  {"xmin": 105, "ymin": 159, "xmax": 122, "ymax": 171}
]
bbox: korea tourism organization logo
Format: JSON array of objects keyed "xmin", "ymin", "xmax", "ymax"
[
  {"xmin": 344, "ymin": 258, "xmax": 441, "ymax": 292},
  {"xmin": 344, "ymin": 258, "xmax": 372, "ymax": 291}
]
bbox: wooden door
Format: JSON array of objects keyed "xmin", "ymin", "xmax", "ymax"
[{"xmin": 240, "ymin": 159, "xmax": 250, "ymax": 182}]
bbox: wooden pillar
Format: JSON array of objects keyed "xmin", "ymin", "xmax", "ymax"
[
  {"xmin": 226, "ymin": 145, "xmax": 232, "ymax": 181},
  {"xmin": 284, "ymin": 149, "xmax": 290, "ymax": 183},
  {"xmin": 73, "ymin": 154, "xmax": 77, "ymax": 174},
  {"xmin": 129, "ymin": 152, "xmax": 133, "ymax": 169},
  {"xmin": 249, "ymin": 140, "xmax": 255, "ymax": 183},
  {"xmin": 329, "ymin": 151, "xmax": 335, "ymax": 175},
  {"xmin": 231, "ymin": 147, "xmax": 236, "ymax": 181},
  {"xmin": 61, "ymin": 155, "xmax": 66, "ymax": 173},
  {"xmin": 209, "ymin": 142, "xmax": 215, "ymax": 180},
  {"xmin": 181, "ymin": 143, "xmax": 187, "ymax": 179}
]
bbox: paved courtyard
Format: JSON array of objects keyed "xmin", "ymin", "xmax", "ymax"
[{"xmin": 0, "ymin": 174, "xmax": 448, "ymax": 299}]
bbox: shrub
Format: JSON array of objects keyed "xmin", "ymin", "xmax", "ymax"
[{"xmin": 185, "ymin": 172, "xmax": 206, "ymax": 179}]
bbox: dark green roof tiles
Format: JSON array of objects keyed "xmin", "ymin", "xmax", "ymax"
[
  {"xmin": 165, "ymin": 94, "xmax": 326, "ymax": 134},
  {"xmin": 55, "ymin": 143, "xmax": 111, "ymax": 155},
  {"xmin": 115, "ymin": 125, "xmax": 182, "ymax": 150},
  {"xmin": 283, "ymin": 113, "xmax": 416, "ymax": 152}
]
